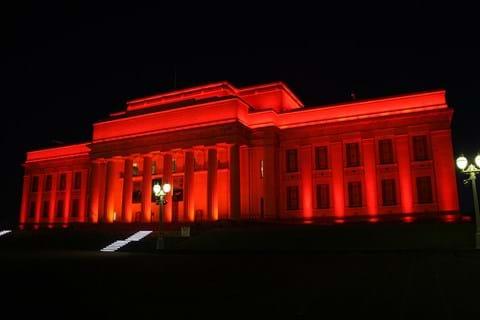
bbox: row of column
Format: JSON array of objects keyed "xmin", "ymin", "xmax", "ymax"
[
  {"xmin": 19, "ymin": 170, "xmax": 88, "ymax": 225},
  {"xmin": 88, "ymin": 145, "xmax": 240, "ymax": 223}
]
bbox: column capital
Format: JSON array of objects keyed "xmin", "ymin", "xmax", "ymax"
[
  {"xmin": 361, "ymin": 138, "xmax": 375, "ymax": 144},
  {"xmin": 92, "ymin": 158, "xmax": 107, "ymax": 164}
]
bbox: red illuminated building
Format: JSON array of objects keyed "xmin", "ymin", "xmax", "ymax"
[{"xmin": 19, "ymin": 82, "xmax": 459, "ymax": 227}]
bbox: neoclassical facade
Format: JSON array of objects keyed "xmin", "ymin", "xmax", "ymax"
[{"xmin": 19, "ymin": 82, "xmax": 459, "ymax": 226}]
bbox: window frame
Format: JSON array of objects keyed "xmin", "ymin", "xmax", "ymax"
[
  {"xmin": 412, "ymin": 135, "xmax": 430, "ymax": 162},
  {"xmin": 347, "ymin": 181, "xmax": 363, "ymax": 208},
  {"xmin": 285, "ymin": 149, "xmax": 299, "ymax": 173},
  {"xmin": 286, "ymin": 186, "xmax": 299, "ymax": 210},
  {"xmin": 416, "ymin": 176, "xmax": 433, "ymax": 204},
  {"xmin": 381, "ymin": 178, "xmax": 397, "ymax": 206},
  {"xmin": 378, "ymin": 139, "xmax": 395, "ymax": 165},
  {"xmin": 315, "ymin": 146, "xmax": 329, "ymax": 170},
  {"xmin": 345, "ymin": 142, "xmax": 361, "ymax": 167},
  {"xmin": 316, "ymin": 183, "xmax": 330, "ymax": 209}
]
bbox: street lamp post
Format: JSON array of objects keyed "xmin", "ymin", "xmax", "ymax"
[
  {"xmin": 153, "ymin": 182, "xmax": 171, "ymax": 250},
  {"xmin": 456, "ymin": 154, "xmax": 480, "ymax": 249}
]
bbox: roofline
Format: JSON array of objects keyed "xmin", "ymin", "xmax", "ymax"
[
  {"xmin": 237, "ymin": 81, "xmax": 304, "ymax": 107},
  {"xmin": 25, "ymin": 142, "xmax": 91, "ymax": 163},
  {"xmin": 304, "ymin": 89, "xmax": 446, "ymax": 112},
  {"xmin": 127, "ymin": 81, "xmax": 235, "ymax": 105},
  {"xmin": 126, "ymin": 81, "xmax": 304, "ymax": 108}
]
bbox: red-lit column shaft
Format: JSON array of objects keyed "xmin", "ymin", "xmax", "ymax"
[
  {"xmin": 63, "ymin": 172, "xmax": 72, "ymax": 225},
  {"xmin": 88, "ymin": 161, "xmax": 102, "ymax": 223},
  {"xmin": 263, "ymin": 144, "xmax": 278, "ymax": 219},
  {"xmin": 122, "ymin": 158, "xmax": 133, "ymax": 223},
  {"xmin": 48, "ymin": 173, "xmax": 58, "ymax": 224},
  {"xmin": 229, "ymin": 144, "xmax": 240, "ymax": 220},
  {"xmin": 239, "ymin": 146, "xmax": 250, "ymax": 218},
  {"xmin": 207, "ymin": 148, "xmax": 218, "ymax": 220},
  {"xmin": 34, "ymin": 174, "xmax": 45, "ymax": 225},
  {"xmin": 331, "ymin": 142, "xmax": 345, "ymax": 218},
  {"xmin": 163, "ymin": 153, "xmax": 173, "ymax": 223},
  {"xmin": 184, "ymin": 150, "xmax": 195, "ymax": 222},
  {"xmin": 19, "ymin": 175, "xmax": 31, "ymax": 225},
  {"xmin": 97, "ymin": 162, "xmax": 107, "ymax": 221},
  {"xmin": 395, "ymin": 135, "xmax": 414, "ymax": 214},
  {"xmin": 362, "ymin": 138, "xmax": 378, "ymax": 216},
  {"xmin": 104, "ymin": 160, "xmax": 117, "ymax": 223},
  {"xmin": 431, "ymin": 130, "xmax": 459, "ymax": 212},
  {"xmin": 79, "ymin": 169, "xmax": 88, "ymax": 223},
  {"xmin": 300, "ymin": 145, "xmax": 313, "ymax": 219},
  {"xmin": 142, "ymin": 156, "xmax": 152, "ymax": 222}
]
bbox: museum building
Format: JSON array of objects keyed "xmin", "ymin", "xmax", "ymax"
[{"xmin": 19, "ymin": 82, "xmax": 459, "ymax": 226}]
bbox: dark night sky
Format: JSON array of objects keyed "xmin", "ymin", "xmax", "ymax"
[{"xmin": 1, "ymin": 2, "xmax": 479, "ymax": 225}]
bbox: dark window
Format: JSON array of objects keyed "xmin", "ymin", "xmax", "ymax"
[
  {"xmin": 315, "ymin": 146, "xmax": 329, "ymax": 170},
  {"xmin": 416, "ymin": 176, "xmax": 433, "ymax": 204},
  {"xmin": 56, "ymin": 200, "xmax": 64, "ymax": 218},
  {"xmin": 29, "ymin": 201, "xmax": 36, "ymax": 218},
  {"xmin": 286, "ymin": 149, "xmax": 298, "ymax": 173},
  {"xmin": 316, "ymin": 184, "xmax": 330, "ymax": 209},
  {"xmin": 381, "ymin": 179, "xmax": 397, "ymax": 206},
  {"xmin": 59, "ymin": 174, "xmax": 66, "ymax": 191},
  {"xmin": 172, "ymin": 159, "xmax": 177, "ymax": 173},
  {"xmin": 413, "ymin": 135, "xmax": 429, "ymax": 161},
  {"xmin": 45, "ymin": 175, "xmax": 52, "ymax": 192},
  {"xmin": 132, "ymin": 164, "xmax": 139, "ymax": 176},
  {"xmin": 348, "ymin": 181, "xmax": 362, "ymax": 207},
  {"xmin": 132, "ymin": 182, "xmax": 142, "ymax": 203},
  {"xmin": 152, "ymin": 161, "xmax": 157, "ymax": 175},
  {"xmin": 31, "ymin": 176, "xmax": 39, "ymax": 192},
  {"xmin": 346, "ymin": 143, "xmax": 361, "ymax": 167},
  {"xmin": 286, "ymin": 186, "xmax": 299, "ymax": 210},
  {"xmin": 378, "ymin": 139, "xmax": 394, "ymax": 164},
  {"xmin": 71, "ymin": 199, "xmax": 79, "ymax": 218},
  {"xmin": 74, "ymin": 172, "xmax": 82, "ymax": 190},
  {"xmin": 42, "ymin": 201, "xmax": 49, "ymax": 218}
]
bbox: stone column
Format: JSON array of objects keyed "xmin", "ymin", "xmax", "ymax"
[
  {"xmin": 78, "ymin": 169, "xmax": 88, "ymax": 223},
  {"xmin": 362, "ymin": 138, "xmax": 378, "ymax": 216},
  {"xmin": 431, "ymin": 130, "xmax": 459, "ymax": 212},
  {"xmin": 229, "ymin": 144, "xmax": 241, "ymax": 220},
  {"xmin": 122, "ymin": 158, "xmax": 134, "ymax": 223},
  {"xmin": 263, "ymin": 144, "xmax": 278, "ymax": 219},
  {"xmin": 330, "ymin": 141, "xmax": 345, "ymax": 218},
  {"xmin": 163, "ymin": 153, "xmax": 173, "ymax": 223},
  {"xmin": 395, "ymin": 135, "xmax": 414, "ymax": 214},
  {"xmin": 88, "ymin": 161, "xmax": 103, "ymax": 223},
  {"xmin": 34, "ymin": 174, "xmax": 45, "ymax": 225},
  {"xmin": 19, "ymin": 175, "xmax": 31, "ymax": 225},
  {"xmin": 184, "ymin": 150, "xmax": 195, "ymax": 222},
  {"xmin": 207, "ymin": 147, "xmax": 218, "ymax": 220},
  {"xmin": 141, "ymin": 156, "xmax": 152, "ymax": 222},
  {"xmin": 104, "ymin": 160, "xmax": 117, "ymax": 223},
  {"xmin": 63, "ymin": 172, "xmax": 73, "ymax": 225},
  {"xmin": 48, "ymin": 173, "xmax": 58, "ymax": 224},
  {"xmin": 300, "ymin": 145, "xmax": 313, "ymax": 219}
]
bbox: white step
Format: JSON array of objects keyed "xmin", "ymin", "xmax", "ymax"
[
  {"xmin": 0, "ymin": 230, "xmax": 11, "ymax": 237},
  {"xmin": 100, "ymin": 230, "xmax": 153, "ymax": 252}
]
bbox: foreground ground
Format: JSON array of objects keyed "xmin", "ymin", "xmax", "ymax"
[{"xmin": 1, "ymin": 221, "xmax": 480, "ymax": 319}]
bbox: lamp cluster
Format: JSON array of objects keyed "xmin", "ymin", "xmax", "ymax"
[
  {"xmin": 153, "ymin": 182, "xmax": 171, "ymax": 205},
  {"xmin": 456, "ymin": 154, "xmax": 480, "ymax": 171}
]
